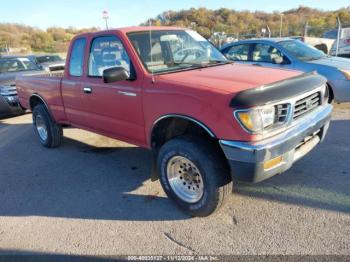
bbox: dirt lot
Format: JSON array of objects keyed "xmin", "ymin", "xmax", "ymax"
[{"xmin": 0, "ymin": 104, "xmax": 349, "ymax": 256}]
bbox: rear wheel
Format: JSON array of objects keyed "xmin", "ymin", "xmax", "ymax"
[
  {"xmin": 157, "ymin": 136, "xmax": 232, "ymax": 217},
  {"xmin": 32, "ymin": 104, "xmax": 63, "ymax": 148}
]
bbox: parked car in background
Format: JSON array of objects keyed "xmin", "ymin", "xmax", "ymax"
[
  {"xmin": 16, "ymin": 27, "xmax": 332, "ymax": 216},
  {"xmin": 221, "ymin": 38, "xmax": 350, "ymax": 103},
  {"xmin": 324, "ymin": 27, "xmax": 350, "ymax": 58},
  {"xmin": 290, "ymin": 36, "xmax": 335, "ymax": 55},
  {"xmin": 28, "ymin": 54, "xmax": 65, "ymax": 72},
  {"xmin": 0, "ymin": 56, "xmax": 42, "ymax": 117}
]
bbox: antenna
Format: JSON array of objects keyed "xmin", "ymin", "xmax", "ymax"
[{"xmin": 149, "ymin": 19, "xmax": 155, "ymax": 83}]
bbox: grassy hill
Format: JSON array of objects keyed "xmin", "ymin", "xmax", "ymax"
[
  {"xmin": 145, "ymin": 6, "xmax": 350, "ymax": 38},
  {"xmin": 1, "ymin": 6, "xmax": 349, "ymax": 53}
]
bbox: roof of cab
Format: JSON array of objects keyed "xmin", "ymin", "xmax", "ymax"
[{"xmin": 75, "ymin": 26, "xmax": 187, "ymax": 38}]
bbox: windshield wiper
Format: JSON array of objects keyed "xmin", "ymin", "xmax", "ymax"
[
  {"xmin": 170, "ymin": 60, "xmax": 233, "ymax": 67},
  {"xmin": 170, "ymin": 61, "xmax": 204, "ymax": 66},
  {"xmin": 207, "ymin": 60, "xmax": 234, "ymax": 64},
  {"xmin": 194, "ymin": 60, "xmax": 234, "ymax": 68}
]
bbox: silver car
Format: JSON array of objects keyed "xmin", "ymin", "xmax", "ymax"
[
  {"xmin": 221, "ymin": 38, "xmax": 350, "ymax": 103},
  {"xmin": 27, "ymin": 54, "xmax": 65, "ymax": 72},
  {"xmin": 0, "ymin": 56, "xmax": 42, "ymax": 117}
]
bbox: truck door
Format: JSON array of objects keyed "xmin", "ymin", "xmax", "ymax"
[
  {"xmin": 81, "ymin": 35, "xmax": 145, "ymax": 145},
  {"xmin": 61, "ymin": 37, "xmax": 91, "ymax": 127}
]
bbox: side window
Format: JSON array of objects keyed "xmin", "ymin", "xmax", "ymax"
[
  {"xmin": 88, "ymin": 36, "xmax": 130, "ymax": 77},
  {"xmin": 252, "ymin": 44, "xmax": 283, "ymax": 63},
  {"xmin": 69, "ymin": 38, "xmax": 86, "ymax": 77},
  {"xmin": 224, "ymin": 44, "xmax": 250, "ymax": 61}
]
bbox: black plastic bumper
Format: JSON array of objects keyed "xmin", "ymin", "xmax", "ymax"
[{"xmin": 0, "ymin": 95, "xmax": 24, "ymax": 118}]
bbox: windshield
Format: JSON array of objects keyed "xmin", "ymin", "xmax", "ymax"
[
  {"xmin": 128, "ymin": 30, "xmax": 228, "ymax": 73},
  {"xmin": 0, "ymin": 57, "xmax": 40, "ymax": 73},
  {"xmin": 36, "ymin": 55, "xmax": 63, "ymax": 64},
  {"xmin": 279, "ymin": 40, "xmax": 326, "ymax": 61}
]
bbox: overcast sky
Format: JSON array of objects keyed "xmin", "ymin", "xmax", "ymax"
[{"xmin": 0, "ymin": 0, "xmax": 349, "ymax": 29}]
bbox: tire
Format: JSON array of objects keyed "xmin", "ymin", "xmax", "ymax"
[
  {"xmin": 157, "ymin": 136, "xmax": 232, "ymax": 217},
  {"xmin": 32, "ymin": 104, "xmax": 63, "ymax": 148}
]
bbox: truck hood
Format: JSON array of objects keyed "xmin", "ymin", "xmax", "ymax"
[
  {"xmin": 157, "ymin": 63, "xmax": 302, "ymax": 94},
  {"xmin": 308, "ymin": 56, "xmax": 350, "ymax": 70}
]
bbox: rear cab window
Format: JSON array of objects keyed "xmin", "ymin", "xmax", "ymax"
[
  {"xmin": 88, "ymin": 35, "xmax": 131, "ymax": 77},
  {"xmin": 69, "ymin": 38, "xmax": 86, "ymax": 77}
]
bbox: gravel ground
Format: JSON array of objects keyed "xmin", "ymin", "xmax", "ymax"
[{"xmin": 0, "ymin": 104, "xmax": 349, "ymax": 256}]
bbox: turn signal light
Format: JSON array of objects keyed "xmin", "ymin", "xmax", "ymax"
[{"xmin": 263, "ymin": 156, "xmax": 283, "ymax": 170}]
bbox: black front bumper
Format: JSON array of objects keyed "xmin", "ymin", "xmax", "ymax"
[{"xmin": 0, "ymin": 95, "xmax": 24, "ymax": 118}]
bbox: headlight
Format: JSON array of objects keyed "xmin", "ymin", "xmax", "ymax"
[
  {"xmin": 235, "ymin": 106, "xmax": 276, "ymax": 134},
  {"xmin": 339, "ymin": 69, "xmax": 350, "ymax": 80}
]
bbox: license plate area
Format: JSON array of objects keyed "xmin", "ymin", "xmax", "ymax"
[{"xmin": 294, "ymin": 130, "xmax": 321, "ymax": 162}]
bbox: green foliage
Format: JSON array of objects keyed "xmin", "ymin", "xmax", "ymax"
[
  {"xmin": 30, "ymin": 31, "xmax": 54, "ymax": 52},
  {"xmin": 0, "ymin": 23, "xmax": 99, "ymax": 53},
  {"xmin": 144, "ymin": 6, "xmax": 350, "ymax": 38},
  {"xmin": 1, "ymin": 5, "xmax": 349, "ymax": 53}
]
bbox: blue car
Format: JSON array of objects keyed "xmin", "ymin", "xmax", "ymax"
[{"xmin": 221, "ymin": 38, "xmax": 350, "ymax": 103}]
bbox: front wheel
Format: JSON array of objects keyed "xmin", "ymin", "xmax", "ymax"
[
  {"xmin": 32, "ymin": 104, "xmax": 63, "ymax": 148},
  {"xmin": 157, "ymin": 136, "xmax": 232, "ymax": 217}
]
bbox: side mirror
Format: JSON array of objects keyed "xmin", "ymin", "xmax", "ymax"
[
  {"xmin": 272, "ymin": 56, "xmax": 284, "ymax": 64},
  {"xmin": 103, "ymin": 67, "xmax": 130, "ymax": 83}
]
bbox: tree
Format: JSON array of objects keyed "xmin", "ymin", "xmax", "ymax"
[
  {"xmin": 143, "ymin": 6, "xmax": 348, "ymax": 39},
  {"xmin": 30, "ymin": 31, "xmax": 54, "ymax": 52}
]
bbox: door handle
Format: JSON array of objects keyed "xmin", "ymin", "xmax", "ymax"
[{"xmin": 83, "ymin": 87, "xmax": 92, "ymax": 94}]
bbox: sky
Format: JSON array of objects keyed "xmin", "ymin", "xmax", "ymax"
[{"xmin": 0, "ymin": 0, "xmax": 349, "ymax": 30}]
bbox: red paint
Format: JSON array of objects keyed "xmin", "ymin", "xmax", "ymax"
[{"xmin": 17, "ymin": 27, "xmax": 303, "ymax": 148}]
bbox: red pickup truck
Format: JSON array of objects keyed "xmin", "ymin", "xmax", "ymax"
[{"xmin": 16, "ymin": 27, "xmax": 332, "ymax": 216}]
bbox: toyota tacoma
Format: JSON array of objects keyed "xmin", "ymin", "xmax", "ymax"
[{"xmin": 16, "ymin": 27, "xmax": 332, "ymax": 216}]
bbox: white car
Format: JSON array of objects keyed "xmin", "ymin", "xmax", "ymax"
[{"xmin": 325, "ymin": 28, "xmax": 350, "ymax": 58}]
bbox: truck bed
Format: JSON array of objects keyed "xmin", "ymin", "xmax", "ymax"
[{"xmin": 16, "ymin": 71, "xmax": 66, "ymax": 122}]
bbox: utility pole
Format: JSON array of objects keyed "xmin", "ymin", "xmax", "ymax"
[
  {"xmin": 267, "ymin": 25, "xmax": 271, "ymax": 38},
  {"xmin": 336, "ymin": 16, "xmax": 342, "ymax": 56},
  {"xmin": 279, "ymin": 13, "xmax": 284, "ymax": 37},
  {"xmin": 102, "ymin": 10, "xmax": 109, "ymax": 30},
  {"xmin": 303, "ymin": 21, "xmax": 309, "ymax": 37}
]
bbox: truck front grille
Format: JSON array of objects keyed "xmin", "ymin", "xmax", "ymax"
[
  {"xmin": 275, "ymin": 104, "xmax": 289, "ymax": 123},
  {"xmin": 293, "ymin": 92, "xmax": 321, "ymax": 120}
]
